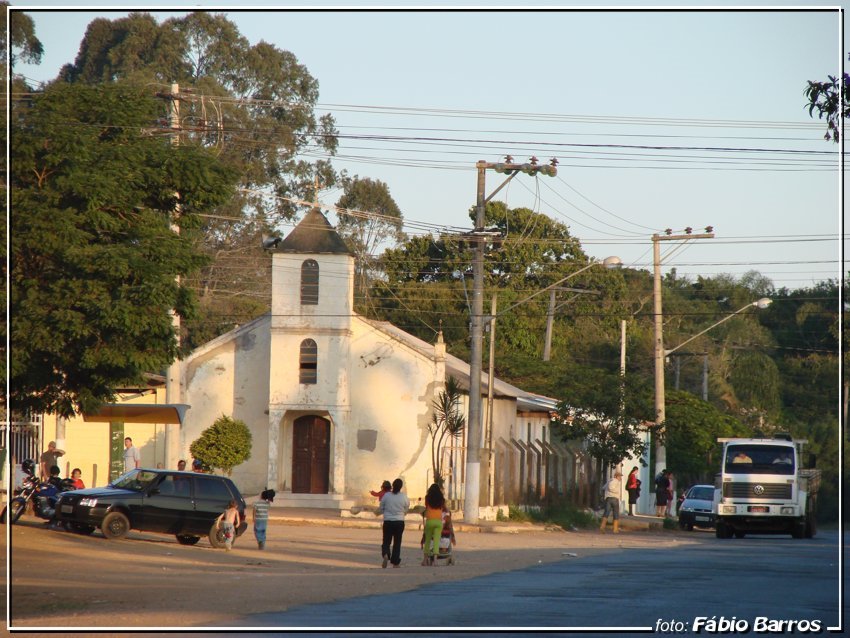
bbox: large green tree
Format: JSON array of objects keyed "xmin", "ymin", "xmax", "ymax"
[
  {"xmin": 11, "ymin": 80, "xmax": 236, "ymax": 418},
  {"xmin": 56, "ymin": 12, "xmax": 339, "ymax": 346}
]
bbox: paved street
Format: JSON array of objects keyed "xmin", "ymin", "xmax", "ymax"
[{"xmin": 215, "ymin": 530, "xmax": 844, "ymax": 635}]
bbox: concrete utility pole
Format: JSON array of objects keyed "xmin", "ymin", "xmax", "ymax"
[
  {"xmin": 652, "ymin": 229, "xmax": 714, "ymax": 477},
  {"xmin": 165, "ymin": 82, "xmax": 182, "ymax": 468},
  {"xmin": 464, "ymin": 157, "xmax": 556, "ymax": 524}
]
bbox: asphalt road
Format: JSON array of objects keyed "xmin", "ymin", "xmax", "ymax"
[{"xmin": 217, "ymin": 529, "xmax": 844, "ymax": 636}]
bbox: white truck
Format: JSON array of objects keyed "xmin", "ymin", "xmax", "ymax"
[{"xmin": 714, "ymin": 435, "xmax": 820, "ymax": 539}]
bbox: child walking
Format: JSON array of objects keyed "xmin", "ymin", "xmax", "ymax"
[
  {"xmin": 253, "ymin": 489, "xmax": 274, "ymax": 550},
  {"xmin": 219, "ymin": 500, "xmax": 240, "ymax": 551}
]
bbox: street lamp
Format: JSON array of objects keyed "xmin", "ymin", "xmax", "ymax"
[
  {"xmin": 654, "ymin": 297, "xmax": 773, "ymax": 475},
  {"xmin": 665, "ymin": 298, "xmax": 772, "ymax": 358}
]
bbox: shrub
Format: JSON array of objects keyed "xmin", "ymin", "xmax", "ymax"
[{"xmin": 189, "ymin": 415, "xmax": 252, "ymax": 476}]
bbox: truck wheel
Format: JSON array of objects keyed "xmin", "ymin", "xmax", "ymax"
[
  {"xmin": 804, "ymin": 515, "xmax": 816, "ymax": 538},
  {"xmin": 715, "ymin": 522, "xmax": 731, "ymax": 539},
  {"xmin": 791, "ymin": 520, "xmax": 805, "ymax": 539},
  {"xmin": 733, "ymin": 530, "xmax": 746, "ymax": 539},
  {"xmin": 101, "ymin": 512, "xmax": 130, "ymax": 539}
]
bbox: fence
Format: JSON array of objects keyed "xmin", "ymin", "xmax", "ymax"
[{"xmin": 434, "ymin": 438, "xmax": 600, "ymax": 511}]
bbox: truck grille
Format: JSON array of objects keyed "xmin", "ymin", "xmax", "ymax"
[{"xmin": 723, "ymin": 483, "xmax": 792, "ymax": 499}]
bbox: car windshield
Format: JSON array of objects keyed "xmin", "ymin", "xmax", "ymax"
[
  {"xmin": 111, "ymin": 469, "xmax": 159, "ymax": 492},
  {"xmin": 724, "ymin": 445, "xmax": 795, "ymax": 475},
  {"xmin": 688, "ymin": 487, "xmax": 714, "ymax": 501}
]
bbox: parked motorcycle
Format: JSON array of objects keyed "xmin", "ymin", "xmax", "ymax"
[{"xmin": 8, "ymin": 459, "xmax": 77, "ymax": 525}]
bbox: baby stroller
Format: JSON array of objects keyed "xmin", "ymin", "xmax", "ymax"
[{"xmin": 421, "ymin": 508, "xmax": 456, "ymax": 566}]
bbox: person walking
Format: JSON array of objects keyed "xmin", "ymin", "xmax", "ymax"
[
  {"xmin": 421, "ymin": 483, "xmax": 445, "ymax": 566},
  {"xmin": 123, "ymin": 437, "xmax": 140, "ymax": 473},
  {"xmin": 626, "ymin": 466, "xmax": 641, "ymax": 516},
  {"xmin": 599, "ymin": 469, "xmax": 623, "ymax": 534},
  {"xmin": 253, "ymin": 489, "xmax": 274, "ymax": 550},
  {"xmin": 378, "ymin": 478, "xmax": 409, "ymax": 568}
]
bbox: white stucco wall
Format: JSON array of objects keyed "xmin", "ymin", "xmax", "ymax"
[
  {"xmin": 345, "ymin": 318, "xmax": 439, "ymax": 503},
  {"xmin": 182, "ymin": 317, "xmax": 271, "ymax": 494}
]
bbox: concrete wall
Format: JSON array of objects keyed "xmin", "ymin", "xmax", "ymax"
[
  {"xmin": 345, "ymin": 318, "xmax": 439, "ymax": 503},
  {"xmin": 182, "ymin": 318, "xmax": 271, "ymax": 494}
]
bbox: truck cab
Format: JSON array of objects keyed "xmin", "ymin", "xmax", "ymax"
[{"xmin": 714, "ymin": 435, "xmax": 818, "ymax": 539}]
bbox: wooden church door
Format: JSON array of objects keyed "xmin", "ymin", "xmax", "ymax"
[{"xmin": 292, "ymin": 415, "xmax": 330, "ymax": 494}]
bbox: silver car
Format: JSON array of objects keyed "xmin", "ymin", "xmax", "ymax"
[{"xmin": 678, "ymin": 484, "xmax": 716, "ymax": 530}]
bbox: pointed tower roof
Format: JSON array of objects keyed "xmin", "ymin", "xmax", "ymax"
[{"xmin": 274, "ymin": 207, "xmax": 353, "ymax": 255}]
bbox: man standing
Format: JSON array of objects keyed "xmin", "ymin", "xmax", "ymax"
[
  {"xmin": 39, "ymin": 441, "xmax": 65, "ymax": 480},
  {"xmin": 123, "ymin": 437, "xmax": 141, "ymax": 473},
  {"xmin": 599, "ymin": 469, "xmax": 623, "ymax": 534}
]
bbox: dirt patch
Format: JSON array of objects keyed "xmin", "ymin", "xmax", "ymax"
[{"xmin": 8, "ymin": 515, "xmax": 702, "ymax": 631}]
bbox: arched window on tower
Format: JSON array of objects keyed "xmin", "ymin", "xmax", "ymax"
[
  {"xmin": 300, "ymin": 339, "xmax": 318, "ymax": 384},
  {"xmin": 301, "ymin": 259, "xmax": 319, "ymax": 305}
]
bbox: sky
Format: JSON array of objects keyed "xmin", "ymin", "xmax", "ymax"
[{"xmin": 9, "ymin": 2, "xmax": 847, "ymax": 292}]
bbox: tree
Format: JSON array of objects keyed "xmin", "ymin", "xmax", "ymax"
[
  {"xmin": 426, "ymin": 376, "xmax": 466, "ymax": 488},
  {"xmin": 664, "ymin": 389, "xmax": 748, "ymax": 485},
  {"xmin": 2, "ymin": 4, "xmax": 44, "ymax": 67},
  {"xmin": 335, "ymin": 176, "xmax": 404, "ymax": 302},
  {"xmin": 56, "ymin": 12, "xmax": 340, "ymax": 346},
  {"xmin": 10, "ymin": 80, "xmax": 236, "ymax": 418},
  {"xmin": 805, "ymin": 54, "xmax": 849, "ymax": 142},
  {"xmin": 189, "ymin": 415, "xmax": 252, "ymax": 475},
  {"xmin": 373, "ymin": 201, "xmax": 626, "ymax": 360},
  {"xmin": 550, "ymin": 367, "xmax": 650, "ymax": 488}
]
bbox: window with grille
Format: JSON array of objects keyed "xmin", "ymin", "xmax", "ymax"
[
  {"xmin": 301, "ymin": 260, "xmax": 319, "ymax": 305},
  {"xmin": 300, "ymin": 339, "xmax": 318, "ymax": 384}
]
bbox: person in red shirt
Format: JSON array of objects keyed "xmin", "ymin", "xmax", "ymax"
[
  {"xmin": 370, "ymin": 480, "xmax": 392, "ymax": 502},
  {"xmin": 626, "ymin": 466, "xmax": 641, "ymax": 516},
  {"xmin": 70, "ymin": 468, "xmax": 85, "ymax": 489}
]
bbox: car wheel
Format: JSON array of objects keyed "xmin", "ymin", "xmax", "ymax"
[
  {"xmin": 678, "ymin": 519, "xmax": 687, "ymax": 530},
  {"xmin": 70, "ymin": 523, "xmax": 96, "ymax": 535},
  {"xmin": 9, "ymin": 499, "xmax": 27, "ymax": 524},
  {"xmin": 101, "ymin": 511, "xmax": 130, "ymax": 539},
  {"xmin": 208, "ymin": 523, "xmax": 226, "ymax": 549},
  {"xmin": 686, "ymin": 523, "xmax": 695, "ymax": 531},
  {"xmin": 733, "ymin": 530, "xmax": 746, "ymax": 538},
  {"xmin": 176, "ymin": 534, "xmax": 202, "ymax": 545}
]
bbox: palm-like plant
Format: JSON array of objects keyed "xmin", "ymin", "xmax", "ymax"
[{"xmin": 428, "ymin": 376, "xmax": 466, "ymax": 487}]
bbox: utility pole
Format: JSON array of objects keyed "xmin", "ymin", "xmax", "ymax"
[
  {"xmin": 486, "ymin": 293, "xmax": 497, "ymax": 507},
  {"xmin": 652, "ymin": 229, "xmax": 714, "ymax": 477},
  {"xmin": 543, "ymin": 287, "xmax": 600, "ymax": 361},
  {"xmin": 164, "ymin": 82, "xmax": 182, "ymax": 468},
  {"xmin": 464, "ymin": 157, "xmax": 557, "ymax": 524}
]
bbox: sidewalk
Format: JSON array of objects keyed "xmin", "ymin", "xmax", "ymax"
[{"xmin": 260, "ymin": 505, "xmax": 667, "ymax": 534}]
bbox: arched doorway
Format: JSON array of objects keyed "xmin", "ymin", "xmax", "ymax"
[{"xmin": 292, "ymin": 415, "xmax": 330, "ymax": 494}]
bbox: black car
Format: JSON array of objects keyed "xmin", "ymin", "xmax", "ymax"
[
  {"xmin": 677, "ymin": 484, "xmax": 716, "ymax": 531},
  {"xmin": 54, "ymin": 468, "xmax": 248, "ymax": 547}
]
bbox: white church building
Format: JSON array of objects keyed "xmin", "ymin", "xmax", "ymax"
[{"xmin": 179, "ymin": 208, "xmax": 559, "ymax": 509}]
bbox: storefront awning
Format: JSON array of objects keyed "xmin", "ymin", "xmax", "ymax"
[{"xmin": 82, "ymin": 403, "xmax": 190, "ymax": 425}]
